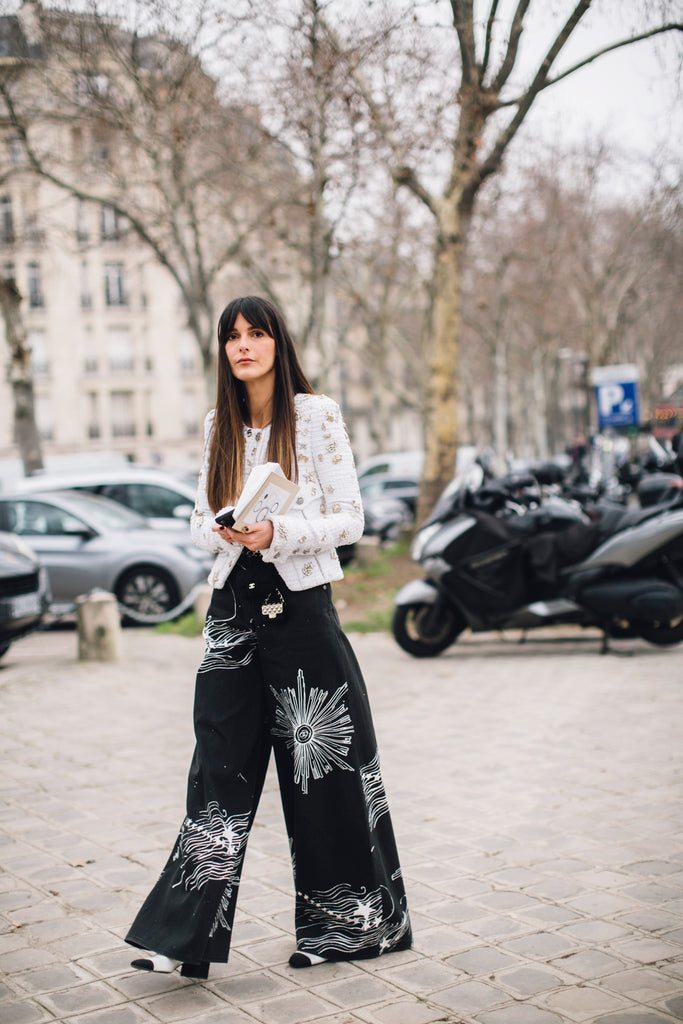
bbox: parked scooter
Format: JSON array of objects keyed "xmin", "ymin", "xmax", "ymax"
[{"xmin": 392, "ymin": 471, "xmax": 683, "ymax": 656}]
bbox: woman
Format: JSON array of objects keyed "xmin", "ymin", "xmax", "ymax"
[{"xmin": 126, "ymin": 296, "xmax": 411, "ymax": 978}]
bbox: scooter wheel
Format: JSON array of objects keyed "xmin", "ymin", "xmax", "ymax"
[
  {"xmin": 392, "ymin": 602, "xmax": 465, "ymax": 657},
  {"xmin": 637, "ymin": 617, "xmax": 683, "ymax": 647}
]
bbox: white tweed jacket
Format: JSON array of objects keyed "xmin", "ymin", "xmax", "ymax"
[{"xmin": 190, "ymin": 393, "xmax": 364, "ymax": 591}]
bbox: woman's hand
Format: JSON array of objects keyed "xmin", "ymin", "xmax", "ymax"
[{"xmin": 211, "ymin": 520, "xmax": 274, "ymax": 551}]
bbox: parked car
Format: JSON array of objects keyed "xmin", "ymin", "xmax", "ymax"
[
  {"xmin": 359, "ymin": 474, "xmax": 420, "ymax": 517},
  {"xmin": 17, "ymin": 468, "xmax": 196, "ymax": 530},
  {"xmin": 0, "ymin": 531, "xmax": 51, "ymax": 660},
  {"xmin": 356, "ymin": 451, "xmax": 424, "ymax": 484},
  {"xmin": 0, "ymin": 490, "xmax": 213, "ymax": 622}
]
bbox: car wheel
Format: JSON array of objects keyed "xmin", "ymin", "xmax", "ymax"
[{"xmin": 115, "ymin": 565, "xmax": 180, "ymax": 621}]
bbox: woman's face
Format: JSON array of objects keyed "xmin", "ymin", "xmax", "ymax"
[{"xmin": 225, "ymin": 312, "xmax": 276, "ymax": 388}]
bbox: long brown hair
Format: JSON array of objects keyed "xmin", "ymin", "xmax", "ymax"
[{"xmin": 206, "ymin": 296, "xmax": 314, "ymax": 512}]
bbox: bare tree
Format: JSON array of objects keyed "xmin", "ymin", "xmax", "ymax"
[
  {"xmin": 318, "ymin": 1, "xmax": 682, "ymax": 518},
  {"xmin": 0, "ymin": 275, "xmax": 43, "ymax": 474},
  {"xmin": 0, "ymin": 0, "xmax": 293, "ymax": 393}
]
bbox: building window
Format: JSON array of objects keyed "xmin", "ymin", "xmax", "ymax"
[
  {"xmin": 0, "ymin": 197, "xmax": 15, "ymax": 245},
  {"xmin": 107, "ymin": 327, "xmax": 133, "ymax": 372},
  {"xmin": 183, "ymin": 390, "xmax": 199, "ymax": 436},
  {"xmin": 104, "ymin": 262, "xmax": 128, "ymax": 306},
  {"xmin": 100, "ymin": 205, "xmax": 124, "ymax": 241},
  {"xmin": 179, "ymin": 331, "xmax": 197, "ymax": 375},
  {"xmin": 27, "ymin": 262, "xmax": 44, "ymax": 308},
  {"xmin": 110, "ymin": 390, "xmax": 136, "ymax": 437},
  {"xmin": 92, "ymin": 131, "xmax": 111, "ymax": 164},
  {"xmin": 74, "ymin": 71, "xmax": 110, "ymax": 100},
  {"xmin": 87, "ymin": 392, "xmax": 100, "ymax": 439},
  {"xmin": 7, "ymin": 135, "xmax": 23, "ymax": 166},
  {"xmin": 76, "ymin": 200, "xmax": 90, "ymax": 243},
  {"xmin": 35, "ymin": 394, "xmax": 54, "ymax": 442},
  {"xmin": 24, "ymin": 215, "xmax": 44, "ymax": 246},
  {"xmin": 80, "ymin": 260, "xmax": 92, "ymax": 309},
  {"xmin": 83, "ymin": 326, "xmax": 98, "ymax": 374},
  {"xmin": 29, "ymin": 329, "xmax": 49, "ymax": 377}
]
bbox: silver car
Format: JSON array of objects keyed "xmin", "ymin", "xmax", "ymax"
[
  {"xmin": 0, "ymin": 490, "xmax": 213, "ymax": 621},
  {"xmin": 16, "ymin": 467, "xmax": 197, "ymax": 530}
]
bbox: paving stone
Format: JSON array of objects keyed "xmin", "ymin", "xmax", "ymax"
[
  {"xmin": 599, "ymin": 967, "xmax": 683, "ymax": 1002},
  {"xmin": 503, "ymin": 932, "xmax": 576, "ymax": 959},
  {"xmin": 446, "ymin": 946, "xmax": 519, "ymax": 975},
  {"xmin": 211, "ymin": 969, "xmax": 294, "ymax": 1003},
  {"xmin": 140, "ymin": 986, "xmax": 226, "ymax": 1021},
  {"xmin": 614, "ymin": 937, "xmax": 682, "ymax": 964},
  {"xmin": 431, "ymin": 979, "xmax": 508, "ymax": 1013},
  {"xmin": 594, "ymin": 1013, "xmax": 677, "ymax": 1024},
  {"xmin": 358, "ymin": 997, "xmax": 454, "ymax": 1024},
  {"xmin": 246, "ymin": 989, "xmax": 339, "ymax": 1024},
  {"xmin": 12, "ymin": 964, "xmax": 96, "ymax": 994},
  {"xmin": 37, "ymin": 981, "xmax": 124, "ymax": 1016},
  {"xmin": 477, "ymin": 1004, "xmax": 564, "ymax": 1023},
  {"xmin": 494, "ymin": 966, "xmax": 565, "ymax": 996},
  {"xmin": 314, "ymin": 974, "xmax": 397, "ymax": 1008},
  {"xmin": 0, "ymin": 1002, "xmax": 50, "ymax": 1024},
  {"xmin": 664, "ymin": 994, "xmax": 683, "ymax": 1017},
  {"xmin": 542, "ymin": 985, "xmax": 627, "ymax": 1021},
  {"xmin": 411, "ymin": 925, "xmax": 475, "ymax": 954},
  {"xmin": 374, "ymin": 958, "xmax": 460, "ymax": 994}
]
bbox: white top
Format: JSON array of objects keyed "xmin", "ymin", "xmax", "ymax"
[{"xmin": 190, "ymin": 393, "xmax": 364, "ymax": 591}]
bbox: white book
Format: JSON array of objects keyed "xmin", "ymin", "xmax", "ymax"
[{"xmin": 216, "ymin": 463, "xmax": 299, "ymax": 533}]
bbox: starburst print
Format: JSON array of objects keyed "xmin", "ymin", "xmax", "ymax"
[{"xmin": 270, "ymin": 669, "xmax": 354, "ymax": 794}]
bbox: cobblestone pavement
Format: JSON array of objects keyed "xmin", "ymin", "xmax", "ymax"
[{"xmin": 1, "ymin": 623, "xmax": 682, "ymax": 1024}]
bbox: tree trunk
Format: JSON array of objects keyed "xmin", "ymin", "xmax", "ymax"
[
  {"xmin": 417, "ymin": 203, "xmax": 468, "ymax": 523},
  {"xmin": 0, "ymin": 279, "xmax": 44, "ymax": 476}
]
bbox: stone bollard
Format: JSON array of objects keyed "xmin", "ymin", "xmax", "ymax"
[
  {"xmin": 76, "ymin": 589, "xmax": 122, "ymax": 662},
  {"xmin": 354, "ymin": 535, "xmax": 380, "ymax": 567},
  {"xmin": 193, "ymin": 584, "xmax": 212, "ymax": 625}
]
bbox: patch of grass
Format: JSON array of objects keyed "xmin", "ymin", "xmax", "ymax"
[
  {"xmin": 154, "ymin": 538, "xmax": 417, "ymax": 638},
  {"xmin": 156, "ymin": 611, "xmax": 204, "ymax": 637},
  {"xmin": 334, "ymin": 538, "xmax": 417, "ymax": 634}
]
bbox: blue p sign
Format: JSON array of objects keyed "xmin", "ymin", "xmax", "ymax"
[{"xmin": 595, "ymin": 381, "xmax": 639, "ymax": 429}]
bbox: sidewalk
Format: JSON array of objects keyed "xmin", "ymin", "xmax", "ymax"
[{"xmin": 1, "ymin": 624, "xmax": 682, "ymax": 1024}]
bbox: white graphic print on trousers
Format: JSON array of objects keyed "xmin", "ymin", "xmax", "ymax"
[
  {"xmin": 296, "ymin": 882, "xmax": 410, "ymax": 955},
  {"xmin": 198, "ymin": 614, "xmax": 256, "ymax": 673},
  {"xmin": 360, "ymin": 750, "xmax": 389, "ymax": 830},
  {"xmin": 172, "ymin": 802, "xmax": 250, "ymax": 935},
  {"xmin": 270, "ymin": 669, "xmax": 354, "ymax": 794}
]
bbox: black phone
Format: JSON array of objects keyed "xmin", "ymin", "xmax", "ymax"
[{"xmin": 214, "ymin": 508, "xmax": 235, "ymax": 528}]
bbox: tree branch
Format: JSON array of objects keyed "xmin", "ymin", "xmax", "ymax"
[
  {"xmin": 464, "ymin": 0, "xmax": 591, "ymax": 205},
  {"xmin": 450, "ymin": 0, "xmax": 476, "ymax": 86},
  {"xmin": 497, "ymin": 22, "xmax": 683, "ymax": 106},
  {"xmin": 492, "ymin": 0, "xmax": 533, "ymax": 91},
  {"xmin": 481, "ymin": 0, "xmax": 501, "ymax": 79}
]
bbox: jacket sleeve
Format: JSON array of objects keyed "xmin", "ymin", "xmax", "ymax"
[
  {"xmin": 261, "ymin": 396, "xmax": 364, "ymax": 564},
  {"xmin": 190, "ymin": 410, "xmax": 235, "ymax": 554}
]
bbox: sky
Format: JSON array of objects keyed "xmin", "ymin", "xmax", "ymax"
[{"xmin": 506, "ymin": 3, "xmax": 682, "ymax": 172}]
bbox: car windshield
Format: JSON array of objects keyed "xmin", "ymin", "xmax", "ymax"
[{"xmin": 49, "ymin": 491, "xmax": 148, "ymax": 531}]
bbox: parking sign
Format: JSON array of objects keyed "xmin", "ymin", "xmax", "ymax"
[{"xmin": 591, "ymin": 365, "xmax": 640, "ymax": 430}]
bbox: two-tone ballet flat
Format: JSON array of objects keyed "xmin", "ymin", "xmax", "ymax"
[
  {"xmin": 131, "ymin": 953, "xmax": 181, "ymax": 974},
  {"xmin": 288, "ymin": 951, "xmax": 328, "ymax": 967},
  {"xmin": 130, "ymin": 954, "xmax": 210, "ymax": 980}
]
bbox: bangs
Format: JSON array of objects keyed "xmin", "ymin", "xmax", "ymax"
[{"xmin": 219, "ymin": 296, "xmax": 277, "ymax": 341}]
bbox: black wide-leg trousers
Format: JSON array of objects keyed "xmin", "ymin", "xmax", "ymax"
[{"xmin": 126, "ymin": 551, "xmax": 411, "ymax": 967}]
